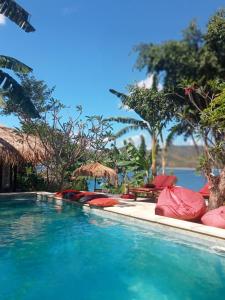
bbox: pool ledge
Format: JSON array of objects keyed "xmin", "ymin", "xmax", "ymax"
[{"xmin": 35, "ymin": 192, "xmax": 225, "ymax": 244}]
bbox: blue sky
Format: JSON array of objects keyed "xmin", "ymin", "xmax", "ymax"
[{"xmin": 0, "ymin": 0, "xmax": 224, "ymax": 147}]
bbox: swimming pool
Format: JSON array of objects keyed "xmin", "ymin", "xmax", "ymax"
[{"xmin": 0, "ymin": 196, "xmax": 225, "ymax": 300}]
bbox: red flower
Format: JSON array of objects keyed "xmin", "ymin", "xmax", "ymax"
[{"xmin": 184, "ymin": 87, "xmax": 194, "ymax": 95}]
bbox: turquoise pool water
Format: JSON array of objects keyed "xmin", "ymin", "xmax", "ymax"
[{"xmin": 0, "ymin": 197, "xmax": 225, "ymax": 300}]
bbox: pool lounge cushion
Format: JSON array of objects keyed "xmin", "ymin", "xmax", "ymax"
[
  {"xmin": 55, "ymin": 189, "xmax": 79, "ymax": 198},
  {"xmin": 199, "ymin": 183, "xmax": 210, "ymax": 197},
  {"xmin": 120, "ymin": 193, "xmax": 135, "ymax": 199},
  {"xmin": 201, "ymin": 206, "xmax": 225, "ymax": 229},
  {"xmin": 79, "ymin": 193, "xmax": 108, "ymax": 203},
  {"xmin": 88, "ymin": 198, "xmax": 119, "ymax": 207},
  {"xmin": 155, "ymin": 186, "xmax": 206, "ymax": 221},
  {"xmin": 70, "ymin": 191, "xmax": 94, "ymax": 201}
]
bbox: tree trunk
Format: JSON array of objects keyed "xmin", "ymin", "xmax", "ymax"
[
  {"xmin": 151, "ymin": 134, "xmax": 157, "ymax": 177},
  {"xmin": 208, "ymin": 167, "xmax": 225, "ymax": 210},
  {"xmin": 161, "ymin": 144, "xmax": 167, "ymax": 175}
]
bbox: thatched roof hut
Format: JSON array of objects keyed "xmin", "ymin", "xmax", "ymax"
[
  {"xmin": 72, "ymin": 162, "xmax": 118, "ymax": 188},
  {"xmin": 0, "ymin": 125, "xmax": 47, "ymax": 165}
]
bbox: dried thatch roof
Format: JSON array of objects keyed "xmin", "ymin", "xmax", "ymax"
[
  {"xmin": 73, "ymin": 162, "xmax": 118, "ymax": 182},
  {"xmin": 0, "ymin": 125, "xmax": 47, "ymax": 165}
]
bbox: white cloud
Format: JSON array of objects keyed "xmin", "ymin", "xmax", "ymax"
[
  {"xmin": 137, "ymin": 74, "xmax": 154, "ymax": 89},
  {"xmin": 137, "ymin": 73, "xmax": 163, "ymax": 90},
  {"xmin": 62, "ymin": 5, "xmax": 78, "ymax": 16},
  {"xmin": 0, "ymin": 14, "xmax": 6, "ymax": 25},
  {"xmin": 116, "ymin": 133, "xmax": 150, "ymax": 149}
]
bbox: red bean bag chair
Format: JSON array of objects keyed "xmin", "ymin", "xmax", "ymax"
[
  {"xmin": 201, "ymin": 206, "xmax": 225, "ymax": 229},
  {"xmin": 88, "ymin": 198, "xmax": 119, "ymax": 207},
  {"xmin": 155, "ymin": 186, "xmax": 206, "ymax": 221},
  {"xmin": 121, "ymin": 193, "xmax": 135, "ymax": 199},
  {"xmin": 55, "ymin": 189, "xmax": 79, "ymax": 198}
]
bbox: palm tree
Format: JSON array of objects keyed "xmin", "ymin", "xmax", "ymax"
[
  {"xmin": 0, "ymin": 1, "xmax": 38, "ymax": 118},
  {"xmin": 107, "ymin": 86, "xmax": 174, "ymax": 177}
]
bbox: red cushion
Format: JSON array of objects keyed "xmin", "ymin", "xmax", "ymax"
[
  {"xmin": 70, "ymin": 191, "xmax": 94, "ymax": 201},
  {"xmin": 121, "ymin": 194, "xmax": 135, "ymax": 199},
  {"xmin": 152, "ymin": 175, "xmax": 177, "ymax": 188},
  {"xmin": 155, "ymin": 186, "xmax": 206, "ymax": 221},
  {"xmin": 55, "ymin": 189, "xmax": 79, "ymax": 198},
  {"xmin": 88, "ymin": 198, "xmax": 119, "ymax": 207},
  {"xmin": 199, "ymin": 183, "xmax": 209, "ymax": 197},
  {"xmin": 143, "ymin": 183, "xmax": 155, "ymax": 188},
  {"xmin": 201, "ymin": 206, "xmax": 225, "ymax": 229}
]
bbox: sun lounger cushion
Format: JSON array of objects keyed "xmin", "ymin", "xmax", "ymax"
[
  {"xmin": 79, "ymin": 193, "xmax": 108, "ymax": 203},
  {"xmin": 143, "ymin": 183, "xmax": 155, "ymax": 188},
  {"xmin": 70, "ymin": 191, "xmax": 94, "ymax": 201},
  {"xmin": 201, "ymin": 206, "xmax": 225, "ymax": 229},
  {"xmin": 199, "ymin": 183, "xmax": 209, "ymax": 197},
  {"xmin": 88, "ymin": 198, "xmax": 119, "ymax": 207},
  {"xmin": 155, "ymin": 186, "xmax": 206, "ymax": 221},
  {"xmin": 152, "ymin": 175, "xmax": 177, "ymax": 188},
  {"xmin": 120, "ymin": 193, "xmax": 135, "ymax": 199},
  {"xmin": 55, "ymin": 189, "xmax": 79, "ymax": 198}
]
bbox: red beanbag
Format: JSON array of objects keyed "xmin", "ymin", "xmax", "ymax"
[
  {"xmin": 88, "ymin": 198, "xmax": 119, "ymax": 207},
  {"xmin": 201, "ymin": 206, "xmax": 225, "ymax": 229},
  {"xmin": 121, "ymin": 193, "xmax": 135, "ymax": 199},
  {"xmin": 155, "ymin": 186, "xmax": 206, "ymax": 221}
]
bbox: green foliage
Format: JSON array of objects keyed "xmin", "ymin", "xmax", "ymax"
[
  {"xmin": 0, "ymin": 0, "xmax": 38, "ymax": 118},
  {"xmin": 205, "ymin": 9, "xmax": 225, "ymax": 73},
  {"xmin": 110, "ymin": 86, "xmax": 173, "ymax": 134},
  {"xmin": 201, "ymin": 88, "xmax": 225, "ymax": 130},
  {"xmin": 16, "ymin": 166, "xmax": 47, "ymax": 191},
  {"xmin": 70, "ymin": 177, "xmax": 88, "ymax": 191},
  {"xmin": 135, "ymin": 10, "xmax": 225, "ymax": 88}
]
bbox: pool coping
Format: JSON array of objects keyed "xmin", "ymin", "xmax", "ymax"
[{"xmin": 1, "ymin": 192, "xmax": 225, "ymax": 247}]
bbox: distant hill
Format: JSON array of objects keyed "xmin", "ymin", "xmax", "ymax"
[{"xmin": 165, "ymin": 145, "xmax": 203, "ymax": 168}]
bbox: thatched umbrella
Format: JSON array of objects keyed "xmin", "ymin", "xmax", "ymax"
[
  {"xmin": 72, "ymin": 162, "xmax": 118, "ymax": 190},
  {"xmin": 0, "ymin": 125, "xmax": 47, "ymax": 165}
]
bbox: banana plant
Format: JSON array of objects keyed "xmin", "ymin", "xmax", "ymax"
[
  {"xmin": 0, "ymin": 56, "xmax": 39, "ymax": 118},
  {"xmin": 0, "ymin": 0, "xmax": 35, "ymax": 32},
  {"xmin": 0, "ymin": 1, "xmax": 38, "ymax": 118}
]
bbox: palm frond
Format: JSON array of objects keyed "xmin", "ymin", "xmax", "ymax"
[
  {"xmin": 109, "ymin": 89, "xmax": 128, "ymax": 102},
  {"xmin": 105, "ymin": 116, "xmax": 147, "ymax": 127},
  {"xmin": 0, "ymin": 0, "xmax": 35, "ymax": 32},
  {"xmin": 114, "ymin": 125, "xmax": 146, "ymax": 139},
  {"xmin": 0, "ymin": 55, "xmax": 32, "ymax": 73},
  {"xmin": 0, "ymin": 70, "xmax": 39, "ymax": 118}
]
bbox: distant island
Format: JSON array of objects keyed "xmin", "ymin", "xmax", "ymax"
[{"xmin": 165, "ymin": 145, "xmax": 202, "ymax": 169}]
